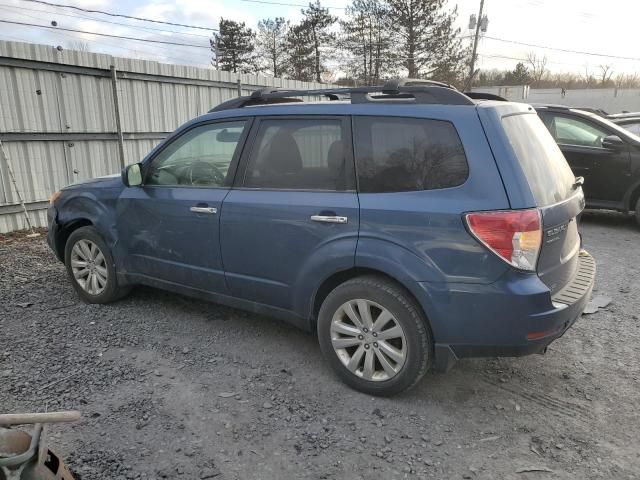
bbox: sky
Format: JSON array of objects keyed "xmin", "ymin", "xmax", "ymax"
[{"xmin": 0, "ymin": 0, "xmax": 639, "ymax": 78}]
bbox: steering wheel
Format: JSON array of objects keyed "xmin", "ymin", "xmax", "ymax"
[{"xmin": 188, "ymin": 162, "xmax": 225, "ymax": 186}]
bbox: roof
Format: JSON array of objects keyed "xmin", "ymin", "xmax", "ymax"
[
  {"xmin": 529, "ymin": 103, "xmax": 572, "ymax": 110},
  {"xmin": 611, "ymin": 116, "xmax": 640, "ymax": 123},
  {"xmin": 608, "ymin": 111, "xmax": 640, "ymax": 119}
]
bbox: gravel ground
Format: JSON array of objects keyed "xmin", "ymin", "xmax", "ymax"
[{"xmin": 1, "ymin": 211, "xmax": 639, "ymax": 480}]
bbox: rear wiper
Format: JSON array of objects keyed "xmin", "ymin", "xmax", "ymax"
[{"xmin": 572, "ymin": 176, "xmax": 584, "ymax": 190}]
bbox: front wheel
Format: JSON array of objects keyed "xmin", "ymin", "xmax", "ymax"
[
  {"xmin": 317, "ymin": 275, "xmax": 432, "ymax": 396},
  {"xmin": 64, "ymin": 226, "xmax": 130, "ymax": 304}
]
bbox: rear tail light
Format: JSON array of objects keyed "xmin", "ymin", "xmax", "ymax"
[{"xmin": 465, "ymin": 209, "xmax": 542, "ymax": 271}]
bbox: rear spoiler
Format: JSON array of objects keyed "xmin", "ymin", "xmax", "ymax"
[{"xmin": 464, "ymin": 92, "xmax": 508, "ymax": 101}]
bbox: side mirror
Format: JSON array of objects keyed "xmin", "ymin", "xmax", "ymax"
[
  {"xmin": 601, "ymin": 135, "xmax": 625, "ymax": 151},
  {"xmin": 122, "ymin": 163, "xmax": 142, "ymax": 187}
]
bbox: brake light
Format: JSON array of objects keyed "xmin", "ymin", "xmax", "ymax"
[{"xmin": 465, "ymin": 209, "xmax": 542, "ymax": 271}]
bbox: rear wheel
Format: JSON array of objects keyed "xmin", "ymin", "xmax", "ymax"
[
  {"xmin": 317, "ymin": 275, "xmax": 432, "ymax": 396},
  {"xmin": 64, "ymin": 226, "xmax": 130, "ymax": 303}
]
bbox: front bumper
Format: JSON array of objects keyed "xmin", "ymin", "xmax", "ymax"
[
  {"xmin": 420, "ymin": 251, "xmax": 596, "ymax": 372},
  {"xmin": 46, "ymin": 206, "xmax": 63, "ymax": 261}
]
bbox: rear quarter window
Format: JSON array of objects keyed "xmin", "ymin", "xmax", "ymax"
[
  {"xmin": 502, "ymin": 112, "xmax": 575, "ymax": 206},
  {"xmin": 620, "ymin": 121, "xmax": 640, "ymax": 137},
  {"xmin": 353, "ymin": 116, "xmax": 469, "ymax": 193}
]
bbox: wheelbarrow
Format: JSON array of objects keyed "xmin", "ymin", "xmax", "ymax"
[{"xmin": 0, "ymin": 411, "xmax": 80, "ymax": 480}]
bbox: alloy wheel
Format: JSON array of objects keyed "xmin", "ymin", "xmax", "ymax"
[
  {"xmin": 330, "ymin": 299, "xmax": 407, "ymax": 381},
  {"xmin": 70, "ymin": 239, "xmax": 108, "ymax": 295}
]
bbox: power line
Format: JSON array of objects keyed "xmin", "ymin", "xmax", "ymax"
[
  {"xmin": 0, "ymin": 14, "xmax": 210, "ymax": 65},
  {"xmin": 0, "ymin": 19, "xmax": 212, "ymax": 48},
  {"xmin": 477, "ymin": 53, "xmax": 586, "ymax": 68},
  {"xmin": 20, "ymin": 0, "xmax": 217, "ymax": 31},
  {"xmin": 0, "ymin": 2, "xmax": 211, "ymax": 38},
  {"xmin": 0, "ymin": 19, "xmax": 337, "ymax": 59},
  {"xmin": 483, "ymin": 35, "xmax": 640, "ymax": 62}
]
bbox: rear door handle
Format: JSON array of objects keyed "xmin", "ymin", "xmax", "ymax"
[
  {"xmin": 190, "ymin": 206, "xmax": 217, "ymax": 214},
  {"xmin": 310, "ymin": 215, "xmax": 348, "ymax": 224}
]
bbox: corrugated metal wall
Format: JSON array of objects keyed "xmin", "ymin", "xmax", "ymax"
[
  {"xmin": 0, "ymin": 40, "xmax": 331, "ymax": 233},
  {"xmin": 471, "ymin": 85, "xmax": 640, "ymax": 112}
]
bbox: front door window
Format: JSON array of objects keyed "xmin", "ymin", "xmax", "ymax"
[
  {"xmin": 546, "ymin": 115, "xmax": 609, "ymax": 148},
  {"xmin": 146, "ymin": 121, "xmax": 246, "ymax": 187}
]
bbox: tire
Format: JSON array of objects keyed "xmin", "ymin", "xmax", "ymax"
[
  {"xmin": 64, "ymin": 226, "xmax": 130, "ymax": 304},
  {"xmin": 635, "ymin": 197, "xmax": 640, "ymax": 227},
  {"xmin": 317, "ymin": 275, "xmax": 432, "ymax": 396}
]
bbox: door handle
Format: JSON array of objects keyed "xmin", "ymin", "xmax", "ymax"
[
  {"xmin": 310, "ymin": 215, "xmax": 348, "ymax": 224},
  {"xmin": 190, "ymin": 206, "xmax": 217, "ymax": 214}
]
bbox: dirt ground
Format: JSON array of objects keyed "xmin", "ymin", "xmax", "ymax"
[{"xmin": 1, "ymin": 211, "xmax": 639, "ymax": 480}]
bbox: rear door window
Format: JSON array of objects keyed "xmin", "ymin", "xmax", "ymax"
[
  {"xmin": 243, "ymin": 118, "xmax": 353, "ymax": 191},
  {"xmin": 502, "ymin": 112, "xmax": 575, "ymax": 206},
  {"xmin": 353, "ymin": 116, "xmax": 468, "ymax": 193}
]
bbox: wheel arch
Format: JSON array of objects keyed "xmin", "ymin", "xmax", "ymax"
[
  {"xmin": 54, "ymin": 218, "xmax": 93, "ymax": 260},
  {"xmin": 310, "ymin": 267, "xmax": 437, "ymax": 341},
  {"xmin": 626, "ymin": 180, "xmax": 640, "ymax": 212},
  {"xmin": 55, "ymin": 194, "xmax": 117, "ymax": 257}
]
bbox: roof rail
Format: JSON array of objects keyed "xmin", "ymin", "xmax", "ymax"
[{"xmin": 209, "ymin": 79, "xmax": 474, "ymax": 112}]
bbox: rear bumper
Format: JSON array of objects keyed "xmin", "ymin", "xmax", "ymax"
[{"xmin": 418, "ymin": 251, "xmax": 596, "ymax": 372}]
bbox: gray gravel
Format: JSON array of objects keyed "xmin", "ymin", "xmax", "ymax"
[{"xmin": 1, "ymin": 210, "xmax": 639, "ymax": 479}]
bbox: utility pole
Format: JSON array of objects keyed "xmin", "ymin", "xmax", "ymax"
[
  {"xmin": 468, "ymin": 0, "xmax": 485, "ymax": 86},
  {"xmin": 213, "ymin": 38, "xmax": 220, "ymax": 70}
]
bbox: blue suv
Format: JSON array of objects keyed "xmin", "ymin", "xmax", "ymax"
[{"xmin": 47, "ymin": 81, "xmax": 595, "ymax": 396}]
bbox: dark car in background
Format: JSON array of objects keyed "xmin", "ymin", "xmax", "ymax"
[
  {"xmin": 534, "ymin": 105, "xmax": 640, "ymax": 225},
  {"xmin": 609, "ymin": 113, "xmax": 640, "ymax": 137},
  {"xmin": 47, "ymin": 83, "xmax": 595, "ymax": 396}
]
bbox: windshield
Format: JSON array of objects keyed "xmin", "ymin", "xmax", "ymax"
[{"xmin": 502, "ymin": 112, "xmax": 576, "ymax": 206}]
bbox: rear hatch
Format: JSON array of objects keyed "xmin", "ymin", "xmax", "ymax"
[{"xmin": 498, "ymin": 110, "xmax": 583, "ymax": 295}]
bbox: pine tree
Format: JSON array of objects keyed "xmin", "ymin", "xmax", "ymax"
[
  {"xmin": 340, "ymin": 0, "xmax": 393, "ymax": 85},
  {"xmin": 211, "ymin": 18, "xmax": 257, "ymax": 73},
  {"xmin": 283, "ymin": 22, "xmax": 316, "ymax": 81},
  {"xmin": 301, "ymin": 1, "xmax": 337, "ymax": 82},
  {"xmin": 386, "ymin": 0, "xmax": 465, "ymax": 81},
  {"xmin": 256, "ymin": 17, "xmax": 289, "ymax": 77},
  {"xmin": 504, "ymin": 62, "xmax": 531, "ymax": 85}
]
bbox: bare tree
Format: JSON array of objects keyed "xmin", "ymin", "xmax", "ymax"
[
  {"xmin": 614, "ymin": 72, "xmax": 640, "ymax": 89},
  {"xmin": 525, "ymin": 52, "xmax": 547, "ymax": 86},
  {"xmin": 67, "ymin": 41, "xmax": 90, "ymax": 52},
  {"xmin": 581, "ymin": 64, "xmax": 597, "ymax": 88},
  {"xmin": 598, "ymin": 64, "xmax": 614, "ymax": 85}
]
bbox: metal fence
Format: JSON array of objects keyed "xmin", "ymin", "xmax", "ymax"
[
  {"xmin": 471, "ymin": 85, "xmax": 640, "ymax": 112},
  {"xmin": 0, "ymin": 40, "xmax": 331, "ymax": 233}
]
